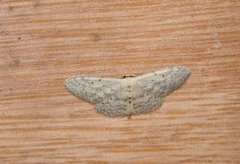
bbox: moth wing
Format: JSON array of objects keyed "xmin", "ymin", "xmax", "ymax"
[
  {"xmin": 132, "ymin": 66, "xmax": 191, "ymax": 114},
  {"xmin": 65, "ymin": 76, "xmax": 128, "ymax": 117}
]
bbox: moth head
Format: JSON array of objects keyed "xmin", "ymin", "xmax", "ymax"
[{"xmin": 122, "ymin": 75, "xmax": 134, "ymax": 79}]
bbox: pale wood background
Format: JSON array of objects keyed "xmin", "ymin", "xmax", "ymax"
[{"xmin": 0, "ymin": 0, "xmax": 240, "ymax": 163}]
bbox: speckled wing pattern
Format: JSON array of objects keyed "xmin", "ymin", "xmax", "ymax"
[
  {"xmin": 65, "ymin": 66, "xmax": 191, "ymax": 117},
  {"xmin": 132, "ymin": 66, "xmax": 191, "ymax": 115},
  {"xmin": 65, "ymin": 77, "xmax": 127, "ymax": 117}
]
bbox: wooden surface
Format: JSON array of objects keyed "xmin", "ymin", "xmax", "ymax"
[{"xmin": 0, "ymin": 0, "xmax": 240, "ymax": 163}]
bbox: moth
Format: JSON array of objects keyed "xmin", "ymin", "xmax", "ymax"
[{"xmin": 65, "ymin": 66, "xmax": 191, "ymax": 118}]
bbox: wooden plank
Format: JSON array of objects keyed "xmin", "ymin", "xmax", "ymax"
[{"xmin": 0, "ymin": 0, "xmax": 239, "ymax": 163}]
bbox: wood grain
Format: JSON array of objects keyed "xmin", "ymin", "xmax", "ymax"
[{"xmin": 0, "ymin": 0, "xmax": 240, "ymax": 163}]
